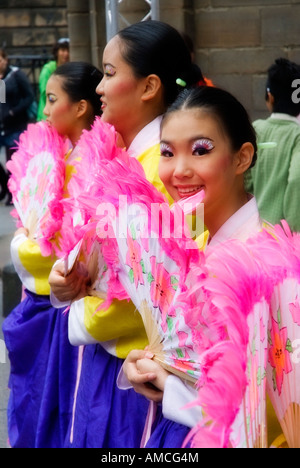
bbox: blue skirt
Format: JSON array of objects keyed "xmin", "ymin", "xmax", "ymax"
[
  {"xmin": 67, "ymin": 343, "xmax": 191, "ymax": 449},
  {"xmin": 67, "ymin": 343, "xmax": 149, "ymax": 448},
  {"xmin": 2, "ymin": 290, "xmax": 78, "ymax": 448},
  {"xmin": 146, "ymin": 408, "xmax": 191, "ymax": 448}
]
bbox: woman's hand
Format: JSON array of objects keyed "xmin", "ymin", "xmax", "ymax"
[
  {"xmin": 48, "ymin": 261, "xmax": 90, "ymax": 303},
  {"xmin": 123, "ymin": 349, "xmax": 170, "ymax": 402}
]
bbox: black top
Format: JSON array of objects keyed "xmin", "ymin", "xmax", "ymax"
[{"xmin": 0, "ymin": 65, "xmax": 34, "ymax": 136}]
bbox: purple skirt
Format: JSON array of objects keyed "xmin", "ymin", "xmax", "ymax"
[
  {"xmin": 66, "ymin": 343, "xmax": 149, "ymax": 448},
  {"xmin": 146, "ymin": 407, "xmax": 191, "ymax": 448},
  {"xmin": 2, "ymin": 290, "xmax": 78, "ymax": 448},
  {"xmin": 66, "ymin": 343, "xmax": 190, "ymax": 449}
]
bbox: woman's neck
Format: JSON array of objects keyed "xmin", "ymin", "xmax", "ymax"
[
  {"xmin": 68, "ymin": 117, "xmax": 94, "ymax": 147},
  {"xmin": 121, "ymin": 104, "xmax": 165, "ymax": 149},
  {"xmin": 205, "ymin": 190, "xmax": 249, "ymax": 239}
]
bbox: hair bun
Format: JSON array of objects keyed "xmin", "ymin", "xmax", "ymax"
[{"xmin": 180, "ymin": 63, "xmax": 204, "ymax": 88}]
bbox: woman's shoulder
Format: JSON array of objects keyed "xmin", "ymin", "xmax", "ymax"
[{"xmin": 39, "ymin": 61, "xmax": 57, "ymax": 79}]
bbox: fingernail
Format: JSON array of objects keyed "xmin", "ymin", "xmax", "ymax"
[{"xmin": 145, "ymin": 352, "xmax": 154, "ymax": 359}]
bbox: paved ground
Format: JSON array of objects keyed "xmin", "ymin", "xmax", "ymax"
[
  {"xmin": 0, "ymin": 203, "xmax": 16, "ymax": 449},
  {"xmin": 0, "ymin": 296, "xmax": 10, "ymax": 449},
  {"xmin": 0, "ymin": 148, "xmax": 17, "ymax": 448}
]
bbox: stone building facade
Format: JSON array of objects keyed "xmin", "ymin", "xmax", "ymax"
[
  {"xmin": 0, "ymin": 0, "xmax": 68, "ymax": 55},
  {"xmin": 1, "ymin": 0, "xmax": 300, "ymax": 120}
]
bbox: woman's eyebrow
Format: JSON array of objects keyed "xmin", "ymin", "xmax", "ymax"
[
  {"xmin": 189, "ymin": 136, "xmax": 214, "ymax": 143},
  {"xmin": 103, "ymin": 63, "xmax": 116, "ymax": 69}
]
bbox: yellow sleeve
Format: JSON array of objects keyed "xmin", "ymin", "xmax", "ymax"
[
  {"xmin": 73, "ymin": 144, "xmax": 206, "ymax": 358},
  {"xmin": 83, "ymin": 296, "xmax": 149, "ymax": 359},
  {"xmin": 11, "ymin": 234, "xmax": 55, "ymax": 295},
  {"xmin": 138, "ymin": 144, "xmax": 173, "ymax": 205}
]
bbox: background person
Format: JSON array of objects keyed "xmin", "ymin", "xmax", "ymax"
[
  {"xmin": 245, "ymin": 58, "xmax": 300, "ymax": 231},
  {"xmin": 0, "ymin": 48, "xmax": 34, "ymax": 204},
  {"xmin": 37, "ymin": 38, "xmax": 70, "ymax": 122}
]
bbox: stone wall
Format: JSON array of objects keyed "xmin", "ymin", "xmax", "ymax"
[
  {"xmin": 1, "ymin": 0, "xmax": 299, "ymax": 120},
  {"xmin": 192, "ymin": 0, "xmax": 300, "ymax": 120},
  {"xmin": 71, "ymin": 0, "xmax": 300, "ymax": 120},
  {"xmin": 0, "ymin": 0, "xmax": 68, "ymax": 56}
]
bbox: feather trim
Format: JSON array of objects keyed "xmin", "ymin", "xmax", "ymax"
[
  {"xmin": 7, "ymin": 121, "xmax": 67, "ymax": 255},
  {"xmin": 183, "ymin": 223, "xmax": 300, "ymax": 448}
]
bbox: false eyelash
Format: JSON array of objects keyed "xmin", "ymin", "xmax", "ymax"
[
  {"xmin": 104, "ymin": 65, "xmax": 116, "ymax": 76},
  {"xmin": 192, "ymin": 139, "xmax": 214, "ymax": 155},
  {"xmin": 160, "ymin": 142, "xmax": 173, "ymax": 157}
]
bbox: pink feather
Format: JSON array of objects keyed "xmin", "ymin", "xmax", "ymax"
[{"xmin": 7, "ymin": 121, "xmax": 67, "ymax": 256}]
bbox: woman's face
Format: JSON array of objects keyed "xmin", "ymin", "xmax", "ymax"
[
  {"xmin": 96, "ymin": 36, "xmax": 147, "ymax": 138},
  {"xmin": 44, "ymin": 75, "xmax": 79, "ymax": 138},
  {"xmin": 57, "ymin": 47, "xmax": 70, "ymax": 67},
  {"xmin": 0, "ymin": 55, "xmax": 8, "ymax": 76},
  {"xmin": 159, "ymin": 108, "xmax": 241, "ymax": 223}
]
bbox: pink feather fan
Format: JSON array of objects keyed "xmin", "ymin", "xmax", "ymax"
[
  {"xmin": 50, "ymin": 116, "xmax": 146, "ymax": 271},
  {"xmin": 184, "ymin": 223, "xmax": 300, "ymax": 448},
  {"xmin": 264, "ymin": 222, "xmax": 300, "ymax": 448},
  {"xmin": 7, "ymin": 121, "xmax": 66, "ymax": 253},
  {"xmin": 183, "ymin": 238, "xmax": 272, "ymax": 448},
  {"xmin": 73, "ymin": 148, "xmax": 204, "ymax": 382}
]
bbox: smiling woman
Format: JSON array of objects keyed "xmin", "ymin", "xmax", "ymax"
[{"xmin": 159, "ymin": 87, "xmax": 257, "ymax": 237}]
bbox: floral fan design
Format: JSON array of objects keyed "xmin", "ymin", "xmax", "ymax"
[
  {"xmin": 7, "ymin": 122, "xmax": 66, "ymax": 249},
  {"xmin": 74, "ymin": 152, "xmax": 204, "ymax": 382},
  {"xmin": 265, "ymin": 224, "xmax": 300, "ymax": 448},
  {"xmin": 184, "ymin": 225, "xmax": 300, "ymax": 448},
  {"xmin": 46, "ymin": 116, "xmax": 145, "ymax": 267}
]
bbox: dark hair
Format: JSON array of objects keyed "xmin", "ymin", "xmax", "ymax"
[
  {"xmin": 117, "ymin": 20, "xmax": 201, "ymax": 107},
  {"xmin": 52, "ymin": 39, "xmax": 70, "ymax": 61},
  {"xmin": 266, "ymin": 58, "xmax": 300, "ymax": 116},
  {"xmin": 53, "ymin": 62, "xmax": 103, "ymax": 116},
  {"xmin": 163, "ymin": 86, "xmax": 258, "ymax": 169}
]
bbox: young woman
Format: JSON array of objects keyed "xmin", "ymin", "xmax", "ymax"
[
  {"xmin": 121, "ymin": 86, "xmax": 266, "ymax": 445},
  {"xmin": 49, "ymin": 21, "xmax": 201, "ymax": 448},
  {"xmin": 2, "ymin": 62, "xmax": 103, "ymax": 448},
  {"xmin": 120, "ymin": 85, "xmax": 297, "ymax": 448}
]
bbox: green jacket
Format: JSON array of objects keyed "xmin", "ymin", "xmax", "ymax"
[
  {"xmin": 245, "ymin": 114, "xmax": 300, "ymax": 232},
  {"xmin": 37, "ymin": 61, "xmax": 57, "ymax": 121}
]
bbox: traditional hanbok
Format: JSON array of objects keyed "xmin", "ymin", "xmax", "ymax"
[
  {"xmin": 117, "ymin": 197, "xmax": 266, "ymax": 448},
  {"xmin": 2, "ymin": 148, "xmax": 80, "ymax": 448},
  {"xmin": 160, "ymin": 197, "xmax": 299, "ymax": 448},
  {"xmin": 64, "ymin": 120, "xmax": 300, "ymax": 447},
  {"xmin": 160, "ymin": 197, "xmax": 264, "ymax": 444},
  {"xmin": 61, "ymin": 116, "xmax": 190, "ymax": 448}
]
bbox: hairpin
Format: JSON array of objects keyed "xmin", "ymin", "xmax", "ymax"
[
  {"xmin": 257, "ymin": 142, "xmax": 277, "ymax": 149},
  {"xmin": 176, "ymin": 78, "xmax": 187, "ymax": 88}
]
